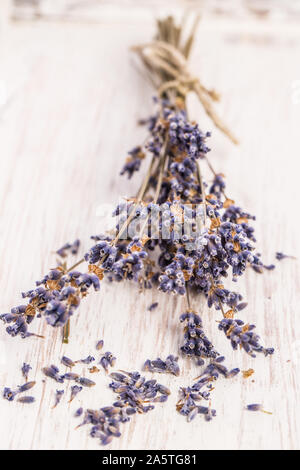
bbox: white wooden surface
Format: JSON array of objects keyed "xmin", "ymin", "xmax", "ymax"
[{"xmin": 0, "ymin": 1, "xmax": 299, "ymax": 450}]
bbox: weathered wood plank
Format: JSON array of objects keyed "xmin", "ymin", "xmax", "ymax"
[{"xmin": 0, "ymin": 3, "xmax": 299, "ymax": 450}]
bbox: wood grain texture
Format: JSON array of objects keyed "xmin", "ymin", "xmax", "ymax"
[{"xmin": 0, "ymin": 1, "xmax": 299, "ymax": 450}]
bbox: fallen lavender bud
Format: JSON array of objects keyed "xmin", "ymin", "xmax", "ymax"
[
  {"xmin": 76, "ymin": 355, "xmax": 95, "ymax": 365},
  {"xmin": 143, "ymin": 355, "xmax": 180, "ymax": 376},
  {"xmin": 56, "ymin": 239, "xmax": 80, "ymax": 258},
  {"xmin": 75, "ymin": 377, "xmax": 96, "ymax": 388},
  {"xmin": 99, "ymin": 352, "xmax": 116, "ymax": 372},
  {"xmin": 75, "ymin": 407, "xmax": 83, "ymax": 417},
  {"xmin": 53, "ymin": 390, "xmax": 64, "ymax": 408},
  {"xmin": 17, "ymin": 396, "xmax": 35, "ymax": 404},
  {"xmin": 96, "ymin": 340, "xmax": 104, "ymax": 351},
  {"xmin": 246, "ymin": 403, "xmax": 272, "ymax": 414},
  {"xmin": 61, "ymin": 356, "xmax": 76, "ymax": 368},
  {"xmin": 147, "ymin": 302, "xmax": 158, "ymax": 312},
  {"xmin": 276, "ymin": 252, "xmax": 295, "ymax": 261},
  {"xmin": 3, "ymin": 387, "xmax": 18, "ymax": 402},
  {"xmin": 21, "ymin": 363, "xmax": 32, "ymax": 382},
  {"xmin": 69, "ymin": 385, "xmax": 83, "ymax": 402},
  {"xmin": 42, "ymin": 365, "xmax": 64, "ymax": 383},
  {"xmin": 63, "ymin": 372, "xmax": 80, "ymax": 381},
  {"xmin": 18, "ymin": 381, "xmax": 36, "ymax": 393}
]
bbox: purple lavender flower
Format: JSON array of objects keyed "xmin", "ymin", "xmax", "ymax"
[{"xmin": 180, "ymin": 312, "xmax": 218, "ymax": 359}]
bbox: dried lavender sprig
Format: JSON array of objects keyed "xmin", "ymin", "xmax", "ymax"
[
  {"xmin": 180, "ymin": 312, "xmax": 219, "ymax": 359},
  {"xmin": 218, "ymin": 318, "xmax": 274, "ymax": 358}
]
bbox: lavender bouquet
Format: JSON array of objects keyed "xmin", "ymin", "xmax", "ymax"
[{"xmin": 1, "ymin": 16, "xmax": 275, "ymax": 431}]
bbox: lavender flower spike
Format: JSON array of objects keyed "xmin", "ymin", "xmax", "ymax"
[{"xmin": 218, "ymin": 318, "xmax": 274, "ymax": 358}]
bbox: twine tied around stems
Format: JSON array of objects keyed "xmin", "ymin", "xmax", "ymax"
[{"xmin": 132, "ymin": 17, "xmax": 238, "ymax": 145}]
